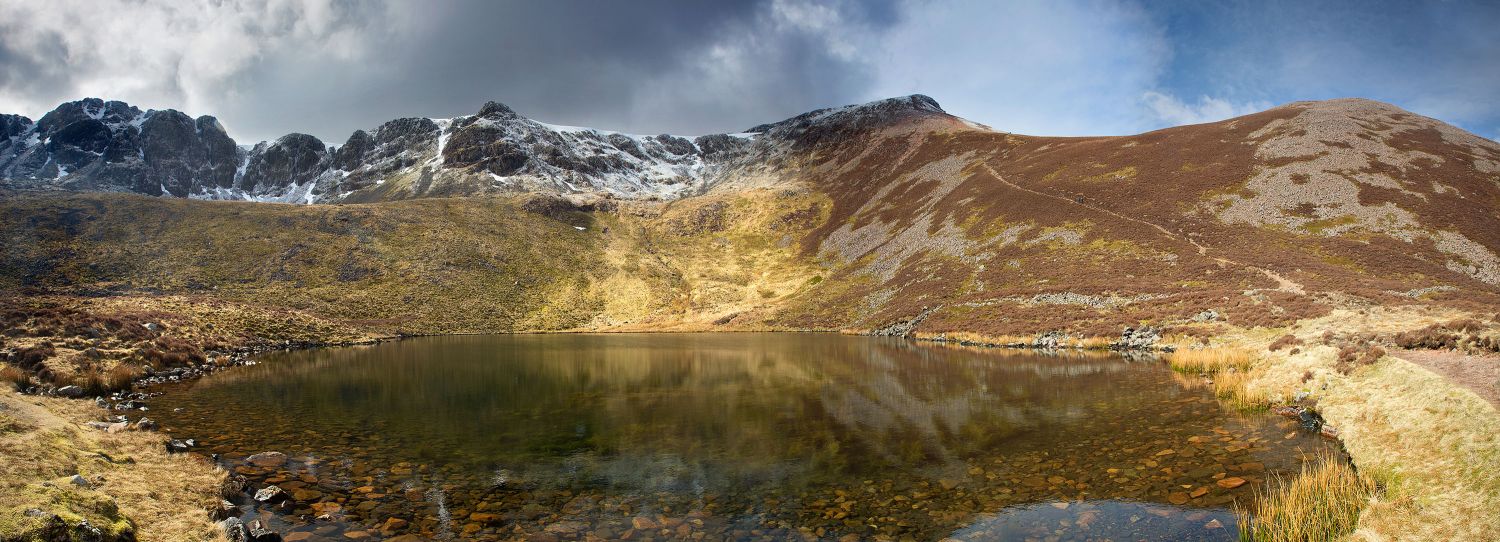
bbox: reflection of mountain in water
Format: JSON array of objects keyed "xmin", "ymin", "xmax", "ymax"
[{"xmin": 154, "ymin": 334, "xmax": 1182, "ymax": 495}]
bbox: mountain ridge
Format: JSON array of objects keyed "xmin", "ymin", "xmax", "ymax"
[{"xmin": 0, "ymin": 94, "xmax": 958, "ymax": 204}]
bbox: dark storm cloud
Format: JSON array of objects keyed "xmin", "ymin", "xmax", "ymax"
[
  {"xmin": 229, "ymin": 0, "xmax": 902, "ymax": 143},
  {"xmin": 0, "ymin": 0, "xmax": 901, "ymax": 143}
]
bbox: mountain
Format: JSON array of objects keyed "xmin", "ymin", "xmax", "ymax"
[
  {"xmin": 1, "ymin": 97, "xmax": 775, "ymax": 202},
  {"xmin": 2, "ymin": 95, "xmax": 1498, "ymax": 338}
]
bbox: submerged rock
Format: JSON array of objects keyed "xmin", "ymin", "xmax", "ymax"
[{"xmin": 246, "ymin": 451, "xmax": 287, "ymax": 467}]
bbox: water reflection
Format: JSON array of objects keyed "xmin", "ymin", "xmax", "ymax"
[{"xmin": 151, "ymin": 333, "xmax": 1334, "ymax": 541}]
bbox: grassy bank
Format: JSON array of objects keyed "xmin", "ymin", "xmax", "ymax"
[
  {"xmin": 1205, "ymin": 307, "xmax": 1500, "ymax": 540},
  {"xmin": 0, "ymin": 389, "xmax": 226, "ymax": 541}
]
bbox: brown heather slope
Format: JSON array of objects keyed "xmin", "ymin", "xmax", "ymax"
[{"xmin": 766, "ymin": 98, "xmax": 1500, "ymax": 337}]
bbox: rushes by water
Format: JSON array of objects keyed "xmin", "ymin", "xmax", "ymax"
[
  {"xmin": 1168, "ymin": 348, "xmax": 1265, "ymax": 411},
  {"xmin": 1167, "ymin": 347, "xmax": 1254, "ymax": 374},
  {"xmin": 1239, "ymin": 454, "xmax": 1377, "ymax": 542},
  {"xmin": 1213, "ymin": 368, "xmax": 1271, "ymax": 412}
]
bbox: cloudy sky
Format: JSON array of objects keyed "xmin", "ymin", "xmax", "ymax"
[{"xmin": 1, "ymin": 0, "xmax": 1495, "ymax": 144}]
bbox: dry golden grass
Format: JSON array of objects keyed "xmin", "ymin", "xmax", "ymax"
[
  {"xmin": 1214, "ymin": 368, "xmax": 1272, "ymax": 412},
  {"xmin": 0, "ymin": 390, "xmax": 227, "ymax": 542},
  {"xmin": 911, "ymin": 330, "xmax": 1118, "ymax": 349},
  {"xmin": 1238, "ymin": 454, "xmax": 1378, "ymax": 542},
  {"xmin": 1218, "ymin": 307, "xmax": 1500, "ymax": 540},
  {"xmin": 0, "ymin": 364, "xmax": 27, "ymax": 389},
  {"xmin": 1167, "ymin": 347, "xmax": 1255, "ymax": 374},
  {"xmin": 913, "ymin": 330, "xmax": 1032, "ymax": 346}
]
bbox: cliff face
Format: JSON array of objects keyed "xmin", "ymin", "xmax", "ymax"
[{"xmin": 2, "ymin": 95, "xmax": 1498, "ymax": 338}]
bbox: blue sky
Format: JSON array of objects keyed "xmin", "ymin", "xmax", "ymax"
[
  {"xmin": 868, "ymin": 0, "xmax": 1500, "ymax": 140},
  {"xmin": 1, "ymin": 0, "xmax": 1496, "ymax": 143}
]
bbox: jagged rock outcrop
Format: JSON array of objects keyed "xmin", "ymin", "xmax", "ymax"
[
  {"xmin": 233, "ymin": 134, "xmax": 332, "ymax": 201},
  {"xmin": 0, "ymin": 98, "xmax": 245, "ymax": 197},
  {"xmin": 0, "ymin": 95, "xmax": 955, "ymax": 204}
]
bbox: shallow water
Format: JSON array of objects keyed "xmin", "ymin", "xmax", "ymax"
[{"xmin": 149, "ymin": 333, "xmax": 1337, "ymax": 541}]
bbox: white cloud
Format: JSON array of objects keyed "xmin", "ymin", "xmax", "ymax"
[
  {"xmin": 862, "ymin": 0, "xmax": 1171, "ymax": 136},
  {"xmin": 0, "ymin": 0, "xmax": 386, "ymax": 135},
  {"xmin": 1141, "ymin": 91, "xmax": 1273, "ymax": 126}
]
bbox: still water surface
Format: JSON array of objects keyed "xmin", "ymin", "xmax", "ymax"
[{"xmin": 150, "ymin": 333, "xmax": 1336, "ymax": 541}]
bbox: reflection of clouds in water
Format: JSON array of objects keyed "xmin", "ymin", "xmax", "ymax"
[
  {"xmin": 946, "ymin": 499, "xmax": 1238, "ymax": 541},
  {"xmin": 814, "ymin": 342, "xmax": 1141, "ymax": 468},
  {"xmin": 154, "ymin": 334, "xmax": 1186, "ymax": 497}
]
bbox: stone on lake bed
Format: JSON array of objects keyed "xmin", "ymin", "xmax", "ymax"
[
  {"xmin": 1168, "ymin": 492, "xmax": 1190, "ymax": 505},
  {"xmin": 1216, "ymin": 477, "xmax": 1247, "ymax": 489},
  {"xmin": 380, "ymin": 517, "xmax": 409, "ymax": 532},
  {"xmin": 310, "ymin": 501, "xmax": 341, "ymax": 517},
  {"xmin": 247, "ymin": 451, "xmax": 288, "ymax": 467},
  {"xmin": 291, "ymin": 488, "xmax": 322, "ymax": 501}
]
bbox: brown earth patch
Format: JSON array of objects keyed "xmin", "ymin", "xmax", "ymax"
[{"xmin": 1393, "ymin": 349, "xmax": 1500, "ymax": 408}]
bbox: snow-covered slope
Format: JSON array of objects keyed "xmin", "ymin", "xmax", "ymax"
[{"xmin": 0, "ymin": 95, "xmax": 953, "ymax": 203}]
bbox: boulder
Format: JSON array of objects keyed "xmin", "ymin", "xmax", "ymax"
[
  {"xmin": 253, "ymin": 485, "xmax": 288, "ymax": 504},
  {"xmin": 219, "ymin": 518, "xmax": 248, "ymax": 542},
  {"xmin": 246, "ymin": 519, "xmax": 282, "ymax": 542},
  {"xmin": 209, "ymin": 498, "xmax": 239, "ymax": 520}
]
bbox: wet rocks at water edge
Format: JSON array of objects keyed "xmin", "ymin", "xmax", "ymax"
[
  {"xmin": 219, "ymin": 518, "xmax": 248, "ymax": 542},
  {"xmin": 1271, "ymin": 405, "xmax": 1342, "ymax": 440},
  {"xmin": 210, "ymin": 498, "xmax": 240, "ymax": 520},
  {"xmin": 254, "ymin": 484, "xmax": 289, "ymax": 504},
  {"xmin": 165, "ymin": 438, "xmax": 196, "ymax": 454},
  {"xmin": 247, "ymin": 519, "xmax": 283, "ymax": 542},
  {"xmin": 219, "ymin": 516, "xmax": 283, "ymax": 540}
]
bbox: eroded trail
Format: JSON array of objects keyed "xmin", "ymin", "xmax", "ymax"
[{"xmin": 976, "ymin": 161, "xmax": 1307, "ymax": 295}]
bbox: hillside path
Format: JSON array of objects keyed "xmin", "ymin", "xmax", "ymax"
[{"xmin": 976, "ymin": 161, "xmax": 1306, "ymax": 295}]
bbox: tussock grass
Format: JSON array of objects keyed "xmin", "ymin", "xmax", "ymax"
[
  {"xmin": 0, "ymin": 364, "xmax": 28, "ymax": 389},
  {"xmin": 1214, "ymin": 368, "xmax": 1271, "ymax": 412},
  {"xmin": 1167, "ymin": 347, "xmax": 1255, "ymax": 374},
  {"xmin": 1239, "ymin": 454, "xmax": 1378, "ymax": 542}
]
